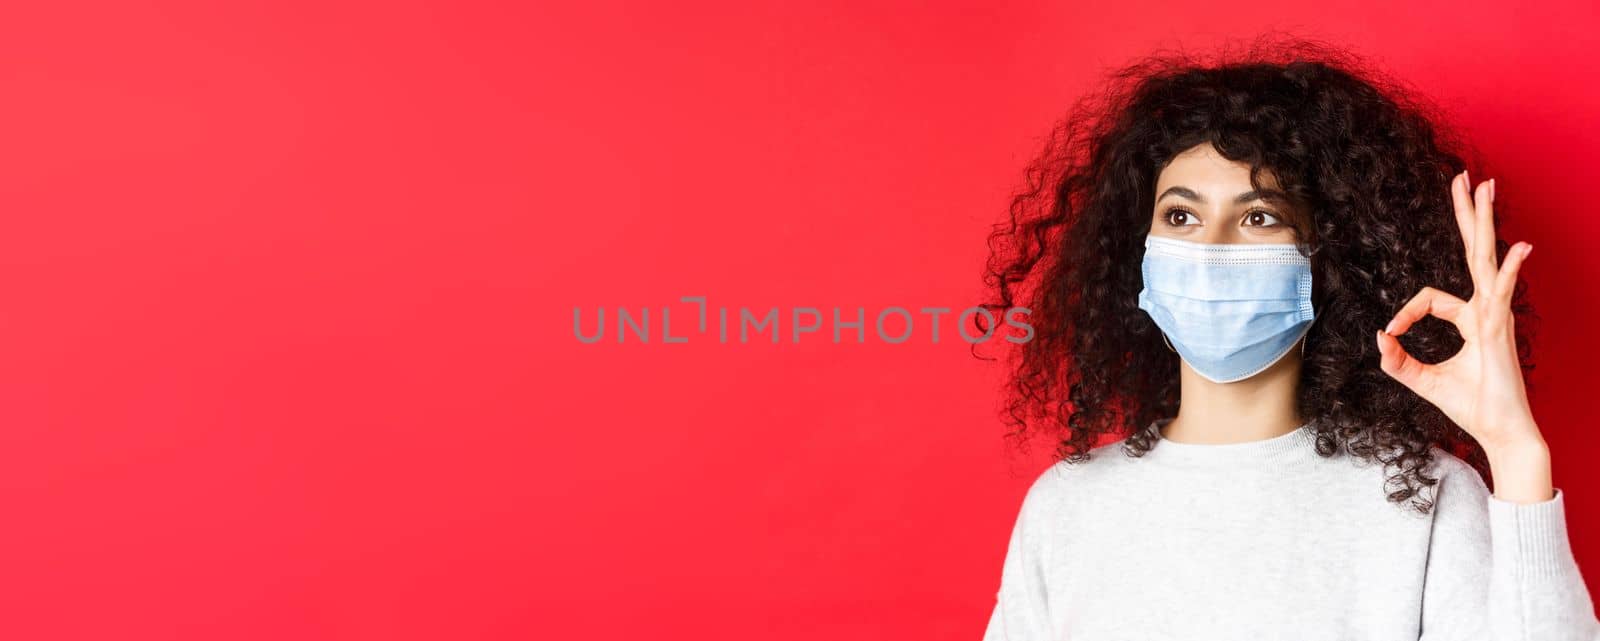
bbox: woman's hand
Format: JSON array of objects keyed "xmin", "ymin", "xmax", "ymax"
[{"xmin": 1375, "ymin": 171, "xmax": 1554, "ymax": 504}]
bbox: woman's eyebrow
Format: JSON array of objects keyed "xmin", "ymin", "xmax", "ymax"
[{"xmin": 1157, "ymin": 186, "xmax": 1291, "ymax": 204}]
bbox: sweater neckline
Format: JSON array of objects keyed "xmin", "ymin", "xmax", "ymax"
[{"xmin": 1143, "ymin": 416, "xmax": 1315, "ymax": 467}]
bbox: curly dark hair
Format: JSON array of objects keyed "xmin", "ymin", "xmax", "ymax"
[{"xmin": 976, "ymin": 34, "xmax": 1537, "ymax": 513}]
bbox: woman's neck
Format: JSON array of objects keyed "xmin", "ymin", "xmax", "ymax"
[{"xmin": 1163, "ymin": 345, "xmax": 1306, "ymax": 444}]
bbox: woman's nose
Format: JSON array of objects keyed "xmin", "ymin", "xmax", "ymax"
[{"xmin": 1198, "ymin": 217, "xmax": 1238, "ymax": 244}]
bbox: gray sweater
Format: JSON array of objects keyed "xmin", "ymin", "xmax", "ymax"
[{"xmin": 982, "ymin": 418, "xmax": 1600, "ymax": 640}]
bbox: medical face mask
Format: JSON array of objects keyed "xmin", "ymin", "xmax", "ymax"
[{"xmin": 1136, "ymin": 234, "xmax": 1316, "ymax": 383}]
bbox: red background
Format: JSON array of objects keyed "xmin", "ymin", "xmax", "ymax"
[{"xmin": 1, "ymin": 1, "xmax": 1596, "ymax": 639}]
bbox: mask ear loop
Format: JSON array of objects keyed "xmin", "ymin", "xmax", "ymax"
[
  {"xmin": 1161, "ymin": 331, "xmax": 1177, "ymax": 353},
  {"xmin": 1300, "ymin": 315, "xmax": 1317, "ymax": 357},
  {"xmin": 1300, "ymin": 238, "xmax": 1321, "ymax": 360}
]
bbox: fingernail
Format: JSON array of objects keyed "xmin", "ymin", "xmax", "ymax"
[
  {"xmin": 1383, "ymin": 319, "xmax": 1397, "ymax": 334},
  {"xmin": 1491, "ymin": 178, "xmax": 1496, "ymax": 202},
  {"xmin": 1524, "ymin": 243, "xmax": 1533, "ymax": 257}
]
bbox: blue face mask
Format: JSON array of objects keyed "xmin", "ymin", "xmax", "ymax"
[{"xmin": 1136, "ymin": 233, "xmax": 1316, "ymax": 383}]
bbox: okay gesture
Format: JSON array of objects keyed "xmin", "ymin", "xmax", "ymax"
[{"xmin": 1374, "ymin": 171, "xmax": 1553, "ymax": 504}]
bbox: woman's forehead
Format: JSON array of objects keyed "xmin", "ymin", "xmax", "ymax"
[{"xmin": 1157, "ymin": 143, "xmax": 1283, "ymax": 193}]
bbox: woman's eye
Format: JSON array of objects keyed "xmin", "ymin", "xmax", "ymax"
[
  {"xmin": 1165, "ymin": 208, "xmax": 1199, "ymax": 226},
  {"xmin": 1244, "ymin": 209, "xmax": 1283, "ymax": 226}
]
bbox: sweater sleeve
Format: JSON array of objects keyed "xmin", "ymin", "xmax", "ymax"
[
  {"xmin": 981, "ymin": 469, "xmax": 1058, "ymax": 641},
  {"xmin": 1420, "ymin": 456, "xmax": 1600, "ymax": 640}
]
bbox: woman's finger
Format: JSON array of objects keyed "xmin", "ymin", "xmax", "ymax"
[
  {"xmin": 1451, "ymin": 171, "xmax": 1475, "ymax": 261},
  {"xmin": 1471, "ymin": 178, "xmax": 1498, "ymax": 296},
  {"xmin": 1376, "ymin": 328, "xmax": 1430, "ymax": 392},
  {"xmin": 1492, "ymin": 241, "xmax": 1532, "ymax": 309},
  {"xmin": 1384, "ymin": 285, "xmax": 1468, "ymax": 336}
]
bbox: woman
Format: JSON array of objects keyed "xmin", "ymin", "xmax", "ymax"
[{"xmin": 977, "ymin": 37, "xmax": 1599, "ymax": 640}]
